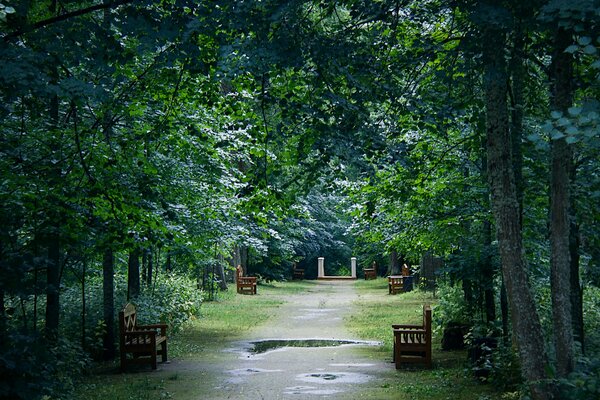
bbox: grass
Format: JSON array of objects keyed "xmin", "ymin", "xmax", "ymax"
[{"xmin": 346, "ymin": 277, "xmax": 509, "ymax": 400}]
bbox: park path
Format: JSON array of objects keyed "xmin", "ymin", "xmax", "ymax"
[{"xmin": 181, "ymin": 280, "xmax": 388, "ymax": 399}]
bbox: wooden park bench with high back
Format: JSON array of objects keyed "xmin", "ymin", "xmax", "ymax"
[
  {"xmin": 119, "ymin": 303, "xmax": 168, "ymax": 371},
  {"xmin": 392, "ymin": 304, "xmax": 432, "ymax": 368},
  {"xmin": 292, "ymin": 262, "xmax": 304, "ymax": 280},
  {"xmin": 388, "ymin": 275, "xmax": 404, "ymax": 294},
  {"xmin": 364, "ymin": 261, "xmax": 376, "ymax": 280},
  {"xmin": 402, "ymin": 263, "xmax": 410, "ymax": 276},
  {"xmin": 236, "ymin": 265, "xmax": 257, "ymax": 294}
]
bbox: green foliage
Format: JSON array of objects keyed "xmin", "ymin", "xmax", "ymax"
[
  {"xmin": 0, "ymin": 334, "xmax": 89, "ymax": 400},
  {"xmin": 134, "ymin": 273, "xmax": 203, "ymax": 334},
  {"xmin": 433, "ymin": 281, "xmax": 471, "ymax": 332},
  {"xmin": 559, "ymin": 358, "xmax": 600, "ymax": 400}
]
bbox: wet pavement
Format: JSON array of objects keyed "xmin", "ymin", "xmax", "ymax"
[{"xmin": 212, "ymin": 280, "xmax": 385, "ymax": 399}]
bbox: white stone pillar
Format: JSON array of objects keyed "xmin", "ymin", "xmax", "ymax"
[
  {"xmin": 318, "ymin": 257, "xmax": 325, "ymax": 278},
  {"xmin": 351, "ymin": 257, "xmax": 357, "ymax": 278}
]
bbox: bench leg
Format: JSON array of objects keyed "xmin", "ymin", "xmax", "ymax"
[
  {"xmin": 161, "ymin": 341, "xmax": 168, "ymax": 363},
  {"xmin": 151, "ymin": 346, "xmax": 158, "ymax": 370}
]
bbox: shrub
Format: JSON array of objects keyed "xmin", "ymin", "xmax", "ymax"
[
  {"xmin": 133, "ymin": 272, "xmax": 203, "ymax": 334},
  {"xmin": 0, "ymin": 333, "xmax": 89, "ymax": 400}
]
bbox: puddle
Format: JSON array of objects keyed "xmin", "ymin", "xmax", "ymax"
[
  {"xmin": 249, "ymin": 338, "xmax": 379, "ymax": 354},
  {"xmin": 283, "ymin": 386, "xmax": 343, "ymax": 395},
  {"xmin": 226, "ymin": 367, "xmax": 282, "ymax": 384},
  {"xmin": 296, "ymin": 371, "xmax": 371, "ymax": 384}
]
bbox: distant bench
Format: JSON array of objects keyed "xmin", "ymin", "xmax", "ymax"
[
  {"xmin": 292, "ymin": 262, "xmax": 304, "ymax": 280},
  {"xmin": 392, "ymin": 304, "xmax": 432, "ymax": 368},
  {"xmin": 363, "ymin": 262, "xmax": 376, "ymax": 280},
  {"xmin": 119, "ymin": 303, "xmax": 168, "ymax": 371},
  {"xmin": 236, "ymin": 265, "xmax": 257, "ymax": 294}
]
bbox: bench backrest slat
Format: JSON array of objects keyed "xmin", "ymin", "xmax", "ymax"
[{"xmin": 120, "ymin": 303, "xmax": 137, "ymax": 333}]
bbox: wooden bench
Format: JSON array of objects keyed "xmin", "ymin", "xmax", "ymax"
[
  {"xmin": 388, "ymin": 275, "xmax": 404, "ymax": 294},
  {"xmin": 364, "ymin": 261, "xmax": 377, "ymax": 280},
  {"xmin": 392, "ymin": 304, "xmax": 432, "ymax": 368},
  {"xmin": 364, "ymin": 267, "xmax": 376, "ymax": 280},
  {"xmin": 236, "ymin": 265, "xmax": 257, "ymax": 294},
  {"xmin": 119, "ymin": 303, "xmax": 168, "ymax": 371},
  {"xmin": 292, "ymin": 262, "xmax": 304, "ymax": 280},
  {"xmin": 402, "ymin": 263, "xmax": 411, "ymax": 276}
]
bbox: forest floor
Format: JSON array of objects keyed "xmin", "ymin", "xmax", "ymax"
[{"xmin": 74, "ymin": 279, "xmax": 508, "ymax": 400}]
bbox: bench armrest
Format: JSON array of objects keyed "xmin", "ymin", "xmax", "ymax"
[
  {"xmin": 392, "ymin": 324, "xmax": 422, "ymax": 330},
  {"xmin": 136, "ymin": 324, "xmax": 168, "ymax": 335},
  {"xmin": 393, "ymin": 328, "xmax": 426, "ymax": 334}
]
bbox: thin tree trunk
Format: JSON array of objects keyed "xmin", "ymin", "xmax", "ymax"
[
  {"xmin": 216, "ymin": 254, "xmax": 228, "ymax": 291},
  {"xmin": 81, "ymin": 258, "xmax": 86, "ymax": 349},
  {"xmin": 142, "ymin": 248, "xmax": 148, "ymax": 285},
  {"xmin": 483, "ymin": 27, "xmax": 553, "ymax": 400},
  {"xmin": 103, "ymin": 247, "xmax": 115, "ymax": 360},
  {"xmin": 127, "ymin": 248, "xmax": 141, "ymax": 300},
  {"xmin": 549, "ymin": 26, "xmax": 575, "ymax": 377},
  {"xmin": 147, "ymin": 247, "xmax": 153, "ymax": 287}
]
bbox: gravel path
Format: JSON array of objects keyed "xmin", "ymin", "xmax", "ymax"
[{"xmin": 175, "ymin": 280, "xmax": 390, "ymax": 399}]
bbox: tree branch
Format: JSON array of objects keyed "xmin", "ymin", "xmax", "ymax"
[{"xmin": 4, "ymin": 0, "xmax": 134, "ymax": 40}]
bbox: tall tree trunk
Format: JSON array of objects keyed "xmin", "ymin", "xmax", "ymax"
[
  {"xmin": 142, "ymin": 248, "xmax": 148, "ymax": 285},
  {"xmin": 569, "ymin": 219, "xmax": 584, "ymax": 353},
  {"xmin": 102, "ymin": 247, "xmax": 115, "ymax": 360},
  {"xmin": 216, "ymin": 254, "xmax": 228, "ymax": 291},
  {"xmin": 482, "ymin": 220, "xmax": 496, "ymax": 323},
  {"xmin": 81, "ymin": 258, "xmax": 87, "ymax": 349},
  {"xmin": 389, "ymin": 250, "xmax": 400, "ymax": 275},
  {"xmin": 147, "ymin": 247, "xmax": 153, "ymax": 287},
  {"xmin": 127, "ymin": 248, "xmax": 141, "ymax": 300},
  {"xmin": 549, "ymin": 26, "xmax": 575, "ymax": 377},
  {"xmin": 166, "ymin": 252, "xmax": 172, "ymax": 272},
  {"xmin": 483, "ymin": 27, "xmax": 553, "ymax": 400},
  {"xmin": 44, "ymin": 0, "xmax": 62, "ymax": 335},
  {"xmin": 0, "ymin": 238, "xmax": 5, "ymax": 333}
]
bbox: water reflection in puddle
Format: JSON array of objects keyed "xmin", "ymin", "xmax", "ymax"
[
  {"xmin": 250, "ymin": 338, "xmax": 379, "ymax": 354},
  {"xmin": 297, "ymin": 371, "xmax": 371, "ymax": 384},
  {"xmin": 283, "ymin": 386, "xmax": 342, "ymax": 396}
]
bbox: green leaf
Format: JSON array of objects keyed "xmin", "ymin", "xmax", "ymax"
[
  {"xmin": 551, "ymin": 130, "xmax": 565, "ymax": 140},
  {"xmin": 541, "ymin": 121, "xmax": 554, "ymax": 133},
  {"xmin": 564, "ymin": 45, "xmax": 579, "ymax": 54},
  {"xmin": 551, "ymin": 110, "xmax": 563, "ymax": 119},
  {"xmin": 583, "ymin": 45, "xmax": 597, "ymax": 55},
  {"xmin": 577, "ymin": 36, "xmax": 592, "ymax": 46},
  {"xmin": 565, "ymin": 126, "xmax": 578, "ymax": 135},
  {"xmin": 565, "ymin": 136, "xmax": 579, "ymax": 144},
  {"xmin": 568, "ymin": 107, "xmax": 582, "ymax": 116}
]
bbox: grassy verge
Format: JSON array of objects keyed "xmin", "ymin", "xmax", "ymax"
[
  {"xmin": 71, "ymin": 280, "xmax": 314, "ymax": 400},
  {"xmin": 346, "ymin": 277, "xmax": 510, "ymax": 400}
]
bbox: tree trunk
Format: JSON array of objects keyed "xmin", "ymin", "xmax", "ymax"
[
  {"xmin": 127, "ymin": 248, "xmax": 141, "ymax": 300},
  {"xmin": 389, "ymin": 250, "xmax": 400, "ymax": 275},
  {"xmin": 216, "ymin": 254, "xmax": 228, "ymax": 291},
  {"xmin": 166, "ymin": 252, "xmax": 172, "ymax": 272},
  {"xmin": 569, "ymin": 220, "xmax": 584, "ymax": 353},
  {"xmin": 549, "ymin": 26, "xmax": 575, "ymax": 377},
  {"xmin": 147, "ymin": 247, "xmax": 153, "ymax": 287},
  {"xmin": 142, "ymin": 248, "xmax": 148, "ymax": 285},
  {"xmin": 482, "ymin": 220, "xmax": 496, "ymax": 323},
  {"xmin": 102, "ymin": 247, "xmax": 116, "ymax": 360},
  {"xmin": 483, "ymin": 28, "xmax": 553, "ymax": 400}
]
